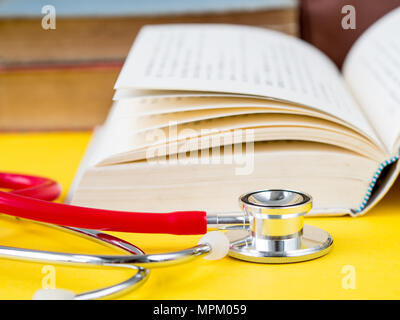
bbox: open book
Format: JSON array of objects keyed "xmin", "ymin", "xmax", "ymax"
[{"xmin": 69, "ymin": 8, "xmax": 400, "ymax": 216}]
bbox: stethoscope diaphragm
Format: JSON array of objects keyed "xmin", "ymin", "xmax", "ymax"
[{"xmin": 226, "ymin": 190, "xmax": 333, "ymax": 263}]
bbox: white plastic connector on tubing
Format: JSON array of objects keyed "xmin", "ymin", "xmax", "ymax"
[{"xmin": 198, "ymin": 231, "xmax": 230, "ymax": 260}]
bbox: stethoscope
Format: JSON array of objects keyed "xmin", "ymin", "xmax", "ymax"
[{"xmin": 0, "ymin": 172, "xmax": 333, "ymax": 299}]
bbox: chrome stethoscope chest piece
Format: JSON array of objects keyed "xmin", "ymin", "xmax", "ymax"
[{"xmin": 226, "ymin": 190, "xmax": 333, "ymax": 263}]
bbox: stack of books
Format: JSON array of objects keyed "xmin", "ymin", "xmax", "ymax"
[{"xmin": 0, "ymin": 0, "xmax": 298, "ymax": 130}]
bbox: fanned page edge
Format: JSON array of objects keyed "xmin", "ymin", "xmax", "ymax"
[
  {"xmin": 65, "ymin": 126, "xmax": 105, "ymax": 204},
  {"xmin": 67, "ymin": 125, "xmax": 399, "ymax": 216},
  {"xmin": 353, "ymin": 154, "xmax": 400, "ymax": 216},
  {"xmin": 97, "ymin": 93, "xmax": 385, "ymax": 166}
]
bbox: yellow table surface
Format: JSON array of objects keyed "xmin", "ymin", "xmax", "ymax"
[{"xmin": 1, "ymin": 131, "xmax": 400, "ymax": 300}]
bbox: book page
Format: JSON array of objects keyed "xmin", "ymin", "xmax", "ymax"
[
  {"xmin": 343, "ymin": 7, "xmax": 400, "ymax": 153},
  {"xmin": 112, "ymin": 95, "xmax": 366, "ymax": 135},
  {"xmin": 98, "ymin": 109, "xmax": 381, "ymax": 165},
  {"xmin": 115, "ymin": 24, "xmax": 378, "ymax": 143}
]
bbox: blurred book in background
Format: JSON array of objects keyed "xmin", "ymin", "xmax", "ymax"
[
  {"xmin": 0, "ymin": 0, "xmax": 298, "ymax": 131},
  {"xmin": 300, "ymin": 0, "xmax": 399, "ymax": 68}
]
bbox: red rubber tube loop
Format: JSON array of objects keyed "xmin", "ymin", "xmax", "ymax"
[{"xmin": 0, "ymin": 172, "xmax": 207, "ymax": 235}]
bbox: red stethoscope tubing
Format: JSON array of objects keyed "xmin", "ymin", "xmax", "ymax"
[{"xmin": 0, "ymin": 172, "xmax": 207, "ymax": 235}]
